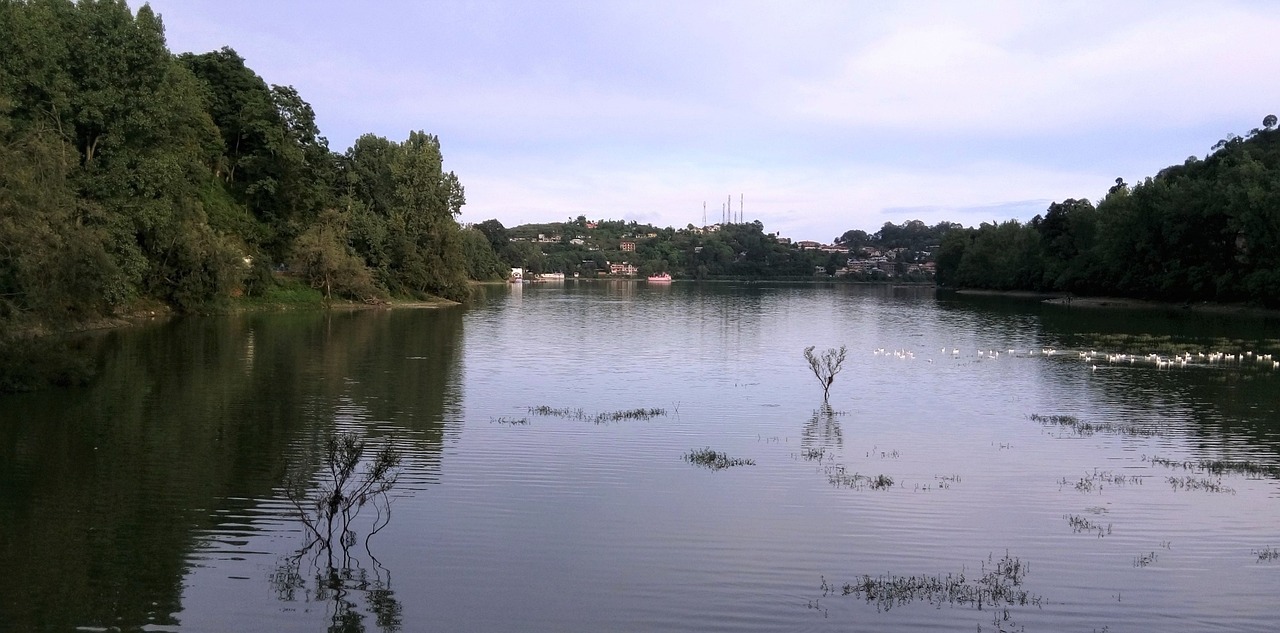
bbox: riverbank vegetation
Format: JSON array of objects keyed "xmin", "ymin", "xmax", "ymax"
[
  {"xmin": 0, "ymin": 2, "xmax": 498, "ymax": 321},
  {"xmin": 0, "ymin": 0, "xmax": 505, "ymax": 389}
]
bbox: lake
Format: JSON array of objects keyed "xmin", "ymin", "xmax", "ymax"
[{"xmin": 2, "ymin": 282, "xmax": 1279, "ymax": 632}]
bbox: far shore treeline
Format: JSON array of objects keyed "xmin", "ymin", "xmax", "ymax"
[
  {"xmin": 2, "ymin": 1, "xmax": 1278, "ymax": 391},
  {"xmin": 936, "ymin": 116, "xmax": 1280, "ymax": 307}
]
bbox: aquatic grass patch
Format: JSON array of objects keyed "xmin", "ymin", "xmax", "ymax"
[
  {"xmin": 491, "ymin": 417, "xmax": 528, "ymax": 425},
  {"xmin": 866, "ymin": 446, "xmax": 901, "ymax": 459},
  {"xmin": 1061, "ymin": 469, "xmax": 1145, "ymax": 493},
  {"xmin": 1200, "ymin": 460, "xmax": 1280, "ymax": 477},
  {"xmin": 821, "ymin": 552, "xmax": 1041, "ymax": 624},
  {"xmin": 1065, "ymin": 514, "xmax": 1112, "ymax": 537},
  {"xmin": 528, "ymin": 405, "xmax": 581, "ymax": 418},
  {"xmin": 684, "ymin": 447, "xmax": 755, "ymax": 470},
  {"xmin": 1029, "ymin": 414, "xmax": 1158, "ymax": 438},
  {"xmin": 1167, "ymin": 476, "xmax": 1235, "ymax": 494},
  {"xmin": 1133, "ymin": 552, "xmax": 1158, "ymax": 567},
  {"xmin": 527, "ymin": 405, "xmax": 666, "ymax": 425},
  {"xmin": 1253, "ymin": 546, "xmax": 1278, "ymax": 562},
  {"xmin": 825, "ymin": 465, "xmax": 895, "ymax": 490},
  {"xmin": 1144, "ymin": 454, "xmax": 1280, "ymax": 478},
  {"xmin": 799, "ymin": 447, "xmax": 829, "ymax": 461},
  {"xmin": 910, "ymin": 474, "xmax": 962, "ymax": 492},
  {"xmin": 597, "ymin": 408, "xmax": 666, "ymax": 422}
]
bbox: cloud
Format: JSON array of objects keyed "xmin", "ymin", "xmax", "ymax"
[
  {"xmin": 145, "ymin": 1, "xmax": 1280, "ymax": 242},
  {"xmin": 789, "ymin": 4, "xmax": 1280, "ymax": 137}
]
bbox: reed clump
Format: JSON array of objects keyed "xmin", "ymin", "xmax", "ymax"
[
  {"xmin": 1064, "ymin": 514, "xmax": 1112, "ymax": 537},
  {"xmin": 1061, "ymin": 469, "xmax": 1144, "ymax": 493},
  {"xmin": 684, "ymin": 447, "xmax": 755, "ymax": 470},
  {"xmin": 825, "ymin": 465, "xmax": 895, "ymax": 490},
  {"xmin": 822, "ymin": 552, "xmax": 1042, "ymax": 618},
  {"xmin": 1146, "ymin": 454, "xmax": 1280, "ymax": 478},
  {"xmin": 1167, "ymin": 476, "xmax": 1235, "ymax": 494},
  {"xmin": 1029, "ymin": 413, "xmax": 1157, "ymax": 438},
  {"xmin": 800, "ymin": 447, "xmax": 828, "ymax": 461},
  {"xmin": 527, "ymin": 405, "xmax": 666, "ymax": 424}
]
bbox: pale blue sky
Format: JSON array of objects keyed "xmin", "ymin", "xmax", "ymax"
[{"xmin": 143, "ymin": 1, "xmax": 1280, "ymax": 241}]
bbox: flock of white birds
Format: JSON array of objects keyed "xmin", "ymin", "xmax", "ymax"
[{"xmin": 868, "ymin": 347, "xmax": 1280, "ymax": 371}]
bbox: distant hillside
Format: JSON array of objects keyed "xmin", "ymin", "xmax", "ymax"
[{"xmin": 473, "ymin": 216, "xmax": 948, "ymax": 281}]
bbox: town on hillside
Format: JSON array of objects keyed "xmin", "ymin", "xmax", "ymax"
[{"xmin": 470, "ymin": 216, "xmax": 951, "ymax": 282}]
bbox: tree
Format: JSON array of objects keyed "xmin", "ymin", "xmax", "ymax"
[
  {"xmin": 835, "ymin": 229, "xmax": 870, "ymax": 248},
  {"xmin": 458, "ymin": 226, "xmax": 506, "ymax": 280},
  {"xmin": 475, "ymin": 218, "xmax": 511, "ymax": 263},
  {"xmin": 290, "ymin": 209, "xmax": 378, "ymax": 302},
  {"xmin": 804, "ymin": 345, "xmax": 847, "ymax": 403},
  {"xmin": 341, "ymin": 131, "xmax": 470, "ymax": 300},
  {"xmin": 1264, "ymin": 114, "xmax": 1277, "ymax": 130}
]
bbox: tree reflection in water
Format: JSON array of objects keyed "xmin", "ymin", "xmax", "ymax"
[
  {"xmin": 272, "ymin": 554, "xmax": 402, "ymax": 633},
  {"xmin": 803, "ymin": 404, "xmax": 845, "ymax": 449}
]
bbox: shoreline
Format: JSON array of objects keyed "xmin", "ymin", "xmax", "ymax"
[{"xmin": 951, "ymin": 288, "xmax": 1280, "ymax": 318}]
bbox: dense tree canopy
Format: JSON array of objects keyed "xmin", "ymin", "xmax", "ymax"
[
  {"xmin": 0, "ymin": 0, "xmax": 486, "ymax": 341},
  {"xmin": 935, "ymin": 118, "xmax": 1280, "ymax": 307}
]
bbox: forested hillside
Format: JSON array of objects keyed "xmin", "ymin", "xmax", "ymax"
[
  {"xmin": 937, "ymin": 118, "xmax": 1280, "ymax": 307},
  {"xmin": 0, "ymin": 0, "xmax": 489, "ymax": 339}
]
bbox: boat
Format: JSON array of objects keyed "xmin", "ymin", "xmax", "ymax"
[
  {"xmin": 647, "ymin": 273, "xmax": 672, "ymax": 282},
  {"xmin": 534, "ymin": 272, "xmax": 565, "ymax": 281}
]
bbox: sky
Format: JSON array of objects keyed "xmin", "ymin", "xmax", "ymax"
[{"xmin": 142, "ymin": 1, "xmax": 1280, "ymax": 242}]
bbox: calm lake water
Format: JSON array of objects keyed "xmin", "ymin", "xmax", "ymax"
[{"xmin": 3, "ymin": 282, "xmax": 1279, "ymax": 632}]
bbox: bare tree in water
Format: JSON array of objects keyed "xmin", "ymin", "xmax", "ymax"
[
  {"xmin": 277, "ymin": 431, "xmax": 404, "ymax": 632},
  {"xmin": 804, "ymin": 345, "xmax": 847, "ymax": 403}
]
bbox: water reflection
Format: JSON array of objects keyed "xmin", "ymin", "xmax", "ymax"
[
  {"xmin": 0, "ymin": 307, "xmax": 463, "ymax": 632},
  {"xmin": 5, "ymin": 286, "xmax": 1280, "ymax": 632},
  {"xmin": 802, "ymin": 405, "xmax": 844, "ymax": 449},
  {"xmin": 272, "ymin": 555, "xmax": 402, "ymax": 633}
]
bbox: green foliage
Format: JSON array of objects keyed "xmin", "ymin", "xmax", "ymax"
[
  {"xmin": 289, "ymin": 209, "xmax": 379, "ymax": 301},
  {"xmin": 0, "ymin": 0, "xmax": 480, "ymax": 349},
  {"xmin": 343, "ymin": 131, "xmax": 471, "ymax": 301},
  {"xmin": 934, "ymin": 124, "xmax": 1280, "ymax": 307},
  {"xmin": 0, "ymin": 106, "xmax": 120, "ymax": 323},
  {"xmin": 459, "ymin": 226, "xmax": 506, "ymax": 280},
  {"xmin": 180, "ymin": 47, "xmax": 337, "ymax": 256}
]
